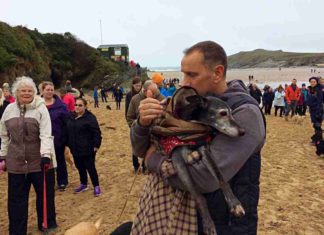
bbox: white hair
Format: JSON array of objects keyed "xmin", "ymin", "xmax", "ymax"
[
  {"xmin": 0, "ymin": 88, "xmax": 4, "ymax": 106},
  {"xmin": 11, "ymin": 76, "xmax": 38, "ymax": 98}
]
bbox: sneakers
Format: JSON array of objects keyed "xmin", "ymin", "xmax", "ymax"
[
  {"xmin": 74, "ymin": 184, "xmax": 88, "ymax": 193},
  {"xmin": 94, "ymin": 186, "xmax": 101, "ymax": 197},
  {"xmin": 58, "ymin": 184, "xmax": 67, "ymax": 191}
]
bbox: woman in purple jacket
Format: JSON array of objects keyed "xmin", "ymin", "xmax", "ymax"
[{"xmin": 41, "ymin": 81, "xmax": 70, "ymax": 191}]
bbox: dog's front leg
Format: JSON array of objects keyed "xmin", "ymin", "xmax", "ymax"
[{"xmin": 198, "ymin": 146, "xmax": 245, "ymax": 217}]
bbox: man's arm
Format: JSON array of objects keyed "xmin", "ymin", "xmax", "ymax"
[
  {"xmin": 130, "ymin": 90, "xmax": 164, "ymax": 157},
  {"xmin": 130, "ymin": 120, "xmax": 151, "ymax": 158}
]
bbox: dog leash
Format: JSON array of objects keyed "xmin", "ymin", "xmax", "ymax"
[{"xmin": 115, "ymin": 167, "xmax": 141, "ymax": 226}]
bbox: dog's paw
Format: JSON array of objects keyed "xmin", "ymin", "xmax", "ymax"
[
  {"xmin": 187, "ymin": 150, "xmax": 201, "ymax": 164},
  {"xmin": 230, "ymin": 204, "xmax": 245, "ymax": 217}
]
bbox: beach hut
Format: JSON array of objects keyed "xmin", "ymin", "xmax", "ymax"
[{"xmin": 97, "ymin": 44, "xmax": 129, "ymax": 62}]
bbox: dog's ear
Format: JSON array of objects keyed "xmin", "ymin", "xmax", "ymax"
[
  {"xmin": 200, "ymin": 97, "xmax": 209, "ymax": 109},
  {"xmin": 185, "ymin": 95, "xmax": 203, "ymax": 106},
  {"xmin": 185, "ymin": 95, "xmax": 209, "ymax": 109}
]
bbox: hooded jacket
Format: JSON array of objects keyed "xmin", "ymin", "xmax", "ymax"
[
  {"xmin": 285, "ymin": 84, "xmax": 301, "ymax": 102},
  {"xmin": 0, "ymin": 96, "xmax": 57, "ymax": 173},
  {"xmin": 307, "ymin": 84, "xmax": 323, "ymax": 123},
  {"xmin": 66, "ymin": 109, "xmax": 102, "ymax": 157},
  {"xmin": 273, "ymin": 90, "xmax": 286, "ymax": 107},
  {"xmin": 47, "ymin": 94, "xmax": 69, "ymax": 147}
]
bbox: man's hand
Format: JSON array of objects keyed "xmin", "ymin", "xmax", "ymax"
[
  {"xmin": 0, "ymin": 159, "xmax": 6, "ymax": 174},
  {"xmin": 138, "ymin": 90, "xmax": 163, "ymax": 127}
]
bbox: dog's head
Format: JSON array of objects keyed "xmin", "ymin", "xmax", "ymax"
[
  {"xmin": 171, "ymin": 86, "xmax": 245, "ymax": 137},
  {"xmin": 64, "ymin": 218, "xmax": 102, "ymax": 235}
]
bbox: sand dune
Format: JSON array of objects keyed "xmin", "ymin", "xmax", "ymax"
[{"xmin": 0, "ymin": 95, "xmax": 323, "ymax": 234}]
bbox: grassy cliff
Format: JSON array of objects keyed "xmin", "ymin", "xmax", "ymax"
[
  {"xmin": 0, "ymin": 21, "xmax": 145, "ymax": 88},
  {"xmin": 228, "ymin": 49, "xmax": 324, "ymax": 68}
]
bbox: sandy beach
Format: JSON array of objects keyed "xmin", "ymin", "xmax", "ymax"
[
  {"xmin": 149, "ymin": 67, "xmax": 324, "ymax": 86},
  {"xmin": 0, "ymin": 71, "xmax": 324, "ymax": 234}
]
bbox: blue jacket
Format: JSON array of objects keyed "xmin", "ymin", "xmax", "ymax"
[
  {"xmin": 301, "ymin": 89, "xmax": 308, "ymax": 102},
  {"xmin": 93, "ymin": 89, "xmax": 99, "ymax": 99},
  {"xmin": 159, "ymin": 87, "xmax": 169, "ymax": 97},
  {"xmin": 167, "ymin": 86, "xmax": 177, "ymax": 97},
  {"xmin": 47, "ymin": 95, "xmax": 69, "ymax": 147},
  {"xmin": 262, "ymin": 90, "xmax": 275, "ymax": 104}
]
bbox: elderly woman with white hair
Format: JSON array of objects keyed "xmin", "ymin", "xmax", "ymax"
[{"xmin": 0, "ymin": 76, "xmax": 58, "ymax": 234}]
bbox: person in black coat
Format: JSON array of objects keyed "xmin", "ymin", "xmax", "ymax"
[
  {"xmin": 114, "ymin": 86, "xmax": 123, "ymax": 110},
  {"xmin": 249, "ymin": 83, "xmax": 262, "ymax": 104},
  {"xmin": 307, "ymin": 77, "xmax": 323, "ymax": 141},
  {"xmin": 66, "ymin": 98, "xmax": 102, "ymax": 197},
  {"xmin": 125, "ymin": 77, "xmax": 142, "ymax": 118},
  {"xmin": 262, "ymin": 86, "xmax": 275, "ymax": 115}
]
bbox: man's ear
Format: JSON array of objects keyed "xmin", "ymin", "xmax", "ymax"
[{"xmin": 212, "ymin": 65, "xmax": 225, "ymax": 82}]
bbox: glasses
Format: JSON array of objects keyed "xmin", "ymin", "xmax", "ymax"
[{"xmin": 75, "ymin": 104, "xmax": 84, "ymax": 107}]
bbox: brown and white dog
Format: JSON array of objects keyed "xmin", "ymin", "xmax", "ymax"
[{"xmin": 64, "ymin": 218, "xmax": 102, "ymax": 235}]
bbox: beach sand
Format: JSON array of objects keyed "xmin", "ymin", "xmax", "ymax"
[
  {"xmin": 149, "ymin": 67, "xmax": 324, "ymax": 84},
  {"xmin": 0, "ymin": 82, "xmax": 324, "ymax": 234}
]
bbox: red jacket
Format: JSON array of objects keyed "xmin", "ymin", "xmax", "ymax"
[
  {"xmin": 62, "ymin": 93, "xmax": 75, "ymax": 112},
  {"xmin": 285, "ymin": 85, "xmax": 300, "ymax": 103}
]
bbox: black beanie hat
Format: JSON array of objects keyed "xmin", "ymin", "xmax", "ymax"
[{"xmin": 309, "ymin": 77, "xmax": 319, "ymax": 83}]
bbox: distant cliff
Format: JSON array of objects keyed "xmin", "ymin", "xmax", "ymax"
[
  {"xmin": 228, "ymin": 49, "xmax": 324, "ymax": 69},
  {"xmin": 0, "ymin": 21, "xmax": 145, "ymax": 88}
]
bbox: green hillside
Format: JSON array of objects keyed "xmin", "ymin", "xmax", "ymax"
[
  {"xmin": 0, "ymin": 21, "xmax": 146, "ymax": 88},
  {"xmin": 228, "ymin": 49, "xmax": 324, "ymax": 68}
]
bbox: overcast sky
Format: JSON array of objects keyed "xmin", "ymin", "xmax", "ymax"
[{"xmin": 1, "ymin": 0, "xmax": 323, "ymax": 67}]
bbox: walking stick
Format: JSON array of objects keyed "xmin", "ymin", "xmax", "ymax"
[{"xmin": 42, "ymin": 167, "xmax": 48, "ymax": 230}]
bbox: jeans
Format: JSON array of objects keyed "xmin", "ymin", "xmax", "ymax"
[
  {"xmin": 73, "ymin": 152, "xmax": 99, "ymax": 187},
  {"xmin": 285, "ymin": 100, "xmax": 297, "ymax": 117},
  {"xmin": 55, "ymin": 145, "xmax": 68, "ymax": 186}
]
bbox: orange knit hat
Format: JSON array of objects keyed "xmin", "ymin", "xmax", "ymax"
[{"xmin": 151, "ymin": 73, "xmax": 164, "ymax": 85}]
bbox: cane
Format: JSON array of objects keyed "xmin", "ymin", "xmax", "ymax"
[{"xmin": 42, "ymin": 167, "xmax": 48, "ymax": 230}]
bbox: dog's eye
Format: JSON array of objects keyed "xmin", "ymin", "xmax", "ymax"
[{"xmin": 219, "ymin": 110, "xmax": 228, "ymax": 116}]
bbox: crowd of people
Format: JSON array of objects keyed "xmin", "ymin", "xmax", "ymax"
[
  {"xmin": 0, "ymin": 40, "xmax": 322, "ymax": 235},
  {"xmin": 248, "ymin": 76, "xmax": 323, "ymax": 147},
  {"xmin": 0, "ymin": 78, "xmax": 102, "ymax": 234}
]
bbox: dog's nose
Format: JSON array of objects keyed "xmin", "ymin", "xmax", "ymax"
[{"xmin": 238, "ymin": 128, "xmax": 245, "ymax": 136}]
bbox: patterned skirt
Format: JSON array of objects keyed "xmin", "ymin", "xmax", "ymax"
[{"xmin": 131, "ymin": 173, "xmax": 199, "ymax": 235}]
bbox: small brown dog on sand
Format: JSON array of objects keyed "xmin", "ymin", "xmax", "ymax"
[
  {"xmin": 64, "ymin": 218, "xmax": 102, "ymax": 235},
  {"xmin": 64, "ymin": 147, "xmax": 74, "ymax": 168}
]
